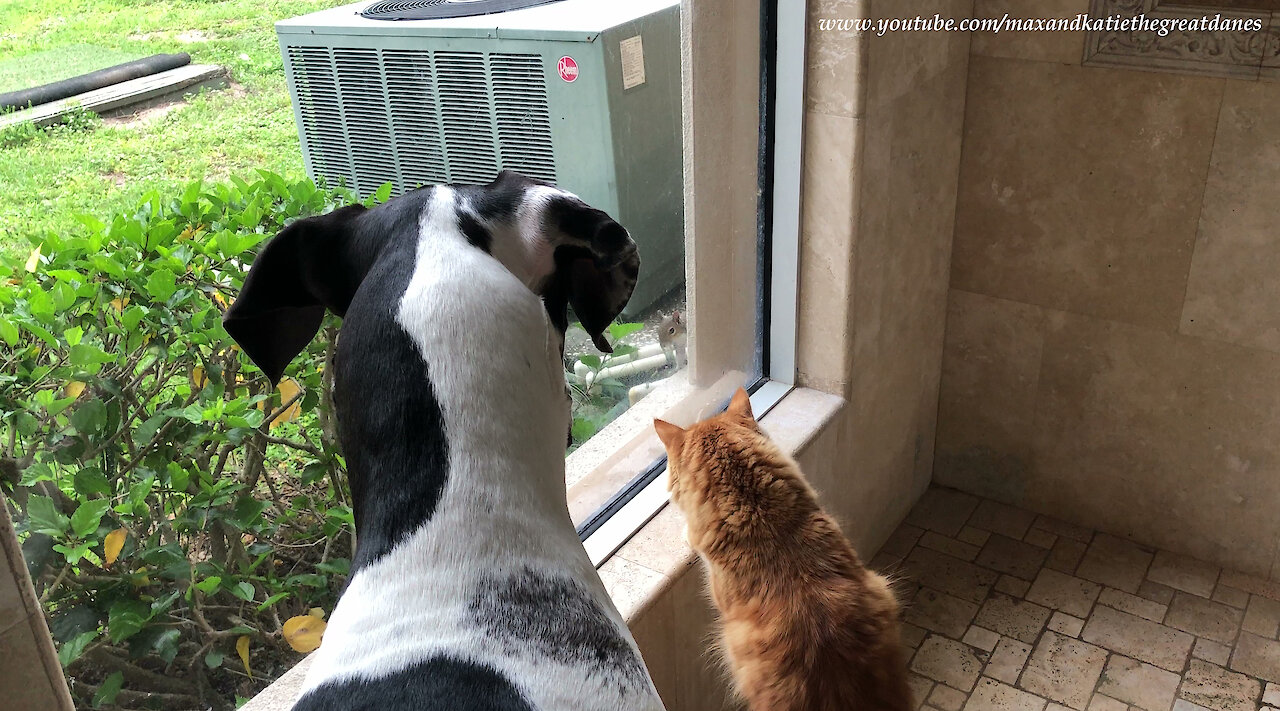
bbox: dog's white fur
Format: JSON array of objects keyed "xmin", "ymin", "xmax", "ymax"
[{"xmin": 300, "ymin": 188, "xmax": 664, "ymax": 710}]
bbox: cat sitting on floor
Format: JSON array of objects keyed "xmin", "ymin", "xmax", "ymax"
[{"xmin": 654, "ymin": 389, "xmax": 911, "ymax": 711}]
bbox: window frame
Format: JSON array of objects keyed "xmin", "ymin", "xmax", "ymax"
[{"xmin": 576, "ymin": 0, "xmax": 808, "ymax": 566}]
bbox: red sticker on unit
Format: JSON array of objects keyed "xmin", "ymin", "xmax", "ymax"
[{"xmin": 557, "ymin": 56, "xmax": 579, "ymax": 83}]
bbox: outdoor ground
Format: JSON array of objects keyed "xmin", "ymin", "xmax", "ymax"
[{"xmin": 0, "ymin": 0, "xmax": 350, "ymax": 257}]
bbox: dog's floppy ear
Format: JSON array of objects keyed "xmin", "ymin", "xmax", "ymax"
[
  {"xmin": 544, "ymin": 198, "xmax": 640, "ymax": 353},
  {"xmin": 223, "ymin": 204, "xmax": 370, "ymax": 385}
]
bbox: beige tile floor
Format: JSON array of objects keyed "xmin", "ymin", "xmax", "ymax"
[{"xmin": 873, "ymin": 487, "xmax": 1280, "ymax": 711}]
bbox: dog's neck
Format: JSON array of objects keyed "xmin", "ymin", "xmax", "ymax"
[{"xmin": 336, "ymin": 188, "xmax": 576, "ymax": 574}]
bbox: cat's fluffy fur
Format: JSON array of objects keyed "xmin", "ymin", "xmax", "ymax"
[{"xmin": 655, "ymin": 389, "xmax": 912, "ymax": 711}]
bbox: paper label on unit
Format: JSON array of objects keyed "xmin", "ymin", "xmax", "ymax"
[
  {"xmin": 558, "ymin": 56, "xmax": 579, "ymax": 83},
  {"xmin": 620, "ymin": 35, "xmax": 646, "ymax": 90}
]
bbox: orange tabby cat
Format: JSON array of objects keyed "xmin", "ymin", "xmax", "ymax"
[{"xmin": 654, "ymin": 388, "xmax": 911, "ymax": 711}]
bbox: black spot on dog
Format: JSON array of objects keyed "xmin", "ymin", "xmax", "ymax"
[
  {"xmin": 458, "ymin": 211, "xmax": 492, "ymax": 253},
  {"xmin": 332, "ymin": 190, "xmax": 453, "ymax": 573},
  {"xmin": 293, "ymin": 656, "xmax": 535, "ymax": 711},
  {"xmin": 471, "ymin": 568, "xmax": 647, "ymax": 687}
]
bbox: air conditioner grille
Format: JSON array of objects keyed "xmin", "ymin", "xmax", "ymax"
[
  {"xmin": 285, "ymin": 46, "xmax": 557, "ymax": 196},
  {"xmin": 360, "ymin": 0, "xmax": 562, "ymax": 21}
]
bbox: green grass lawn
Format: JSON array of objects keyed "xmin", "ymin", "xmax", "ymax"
[
  {"xmin": 0, "ymin": 0, "xmax": 350, "ymax": 256},
  {"xmin": 0, "ymin": 44, "xmax": 146, "ymax": 93}
]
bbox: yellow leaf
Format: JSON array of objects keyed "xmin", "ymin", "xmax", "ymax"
[
  {"xmin": 103, "ymin": 528, "xmax": 126, "ymax": 566},
  {"xmin": 65, "ymin": 380, "xmax": 86, "ymax": 399},
  {"xmin": 308, "ymin": 607, "xmax": 325, "ymax": 619},
  {"xmin": 110, "ymin": 296, "xmax": 129, "ymax": 312},
  {"xmin": 272, "ymin": 379, "xmax": 303, "ymax": 428},
  {"xmin": 236, "ymin": 635, "xmax": 252, "ymax": 678},
  {"xmin": 24, "ymin": 245, "xmax": 41, "ymax": 273},
  {"xmin": 282, "ymin": 615, "xmax": 327, "ymax": 653},
  {"xmin": 192, "ymin": 366, "xmax": 209, "ymax": 389},
  {"xmin": 213, "ymin": 292, "xmax": 228, "ymax": 309}
]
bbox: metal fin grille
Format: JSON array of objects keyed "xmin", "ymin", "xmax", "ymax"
[{"xmin": 284, "ymin": 46, "xmax": 557, "ymax": 197}]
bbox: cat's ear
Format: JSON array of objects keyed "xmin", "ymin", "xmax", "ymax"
[
  {"xmin": 653, "ymin": 419, "xmax": 686, "ymax": 450},
  {"xmin": 727, "ymin": 387, "xmax": 754, "ymax": 419}
]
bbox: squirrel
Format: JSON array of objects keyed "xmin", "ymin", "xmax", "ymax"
[{"xmin": 657, "ymin": 309, "xmax": 687, "ymax": 368}]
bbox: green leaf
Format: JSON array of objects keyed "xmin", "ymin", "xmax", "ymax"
[
  {"xmin": 195, "ymin": 576, "xmax": 222, "ymax": 594},
  {"xmin": 607, "ymin": 321, "xmax": 645, "ymax": 341},
  {"xmin": 21, "ymin": 321, "xmax": 58, "ymax": 348},
  {"xmin": 69, "ymin": 344, "xmax": 116, "ymax": 367},
  {"xmin": 73, "ymin": 467, "xmax": 111, "ymax": 497},
  {"xmin": 120, "ymin": 304, "xmax": 144, "ymax": 331},
  {"xmin": 256, "ymin": 592, "xmax": 289, "ymax": 611},
  {"xmin": 152, "ymin": 628, "xmax": 182, "ymax": 665},
  {"xmin": 70, "ymin": 499, "xmax": 111, "ymax": 538},
  {"xmin": 68, "ymin": 398, "xmax": 107, "ymax": 436},
  {"xmin": 135, "ymin": 414, "xmax": 166, "ymax": 444},
  {"xmin": 230, "ymin": 581, "xmax": 256, "ymax": 602},
  {"xmin": 571, "ymin": 417, "xmax": 599, "ymax": 443},
  {"xmin": 0, "ymin": 318, "xmax": 17, "ymax": 346},
  {"xmin": 145, "ymin": 268, "xmax": 178, "ymax": 301},
  {"xmin": 26, "ymin": 495, "xmax": 70, "ymax": 537},
  {"xmin": 373, "ymin": 182, "xmax": 393, "ymax": 204},
  {"xmin": 53, "ymin": 541, "xmax": 95, "ymax": 565},
  {"xmin": 43, "ymin": 395, "xmax": 76, "ymax": 418},
  {"xmin": 92, "ymin": 671, "xmax": 124, "ymax": 708},
  {"xmin": 231, "ymin": 497, "xmax": 269, "ymax": 530},
  {"xmin": 579, "ymin": 354, "xmax": 601, "ymax": 369},
  {"xmin": 64, "ymin": 325, "xmax": 84, "ymax": 346},
  {"xmin": 58, "ymin": 630, "xmax": 99, "ymax": 667},
  {"xmin": 150, "ymin": 589, "xmax": 182, "ymax": 616},
  {"xmin": 108, "ymin": 599, "xmax": 151, "ymax": 643},
  {"xmin": 205, "ymin": 649, "xmax": 226, "ymax": 669},
  {"xmin": 19, "ymin": 462, "xmax": 55, "ymax": 486},
  {"xmin": 90, "ymin": 255, "xmax": 125, "ymax": 279}
]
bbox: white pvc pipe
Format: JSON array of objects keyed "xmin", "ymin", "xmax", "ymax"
[
  {"xmin": 628, "ymin": 376, "xmax": 672, "ymax": 405},
  {"xmin": 572, "ymin": 342, "xmax": 668, "ymax": 381},
  {"xmin": 575, "ymin": 351, "xmax": 674, "ymax": 389}
]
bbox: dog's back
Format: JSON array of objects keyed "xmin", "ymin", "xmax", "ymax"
[{"xmin": 225, "ymin": 176, "xmax": 663, "ymax": 711}]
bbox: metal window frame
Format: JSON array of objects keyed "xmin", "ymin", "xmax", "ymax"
[{"xmin": 579, "ymin": 0, "xmax": 806, "ymax": 566}]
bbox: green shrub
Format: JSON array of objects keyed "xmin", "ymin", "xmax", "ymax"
[{"xmin": 0, "ymin": 172, "xmax": 358, "ymax": 710}]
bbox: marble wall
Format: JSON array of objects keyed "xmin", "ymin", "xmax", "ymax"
[
  {"xmin": 796, "ymin": 0, "xmax": 973, "ymax": 555},
  {"xmin": 935, "ymin": 0, "xmax": 1280, "ymax": 578}
]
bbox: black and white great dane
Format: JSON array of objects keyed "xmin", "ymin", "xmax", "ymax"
[{"xmin": 224, "ymin": 171, "xmax": 665, "ymax": 711}]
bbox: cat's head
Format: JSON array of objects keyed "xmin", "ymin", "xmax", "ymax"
[{"xmin": 653, "ymin": 388, "xmax": 764, "ymax": 542}]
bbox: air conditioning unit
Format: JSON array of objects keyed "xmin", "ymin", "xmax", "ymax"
[{"xmin": 277, "ymin": 0, "xmax": 683, "ymax": 315}]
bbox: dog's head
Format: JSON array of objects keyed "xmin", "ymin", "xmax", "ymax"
[{"xmin": 223, "ymin": 171, "xmax": 640, "ymax": 385}]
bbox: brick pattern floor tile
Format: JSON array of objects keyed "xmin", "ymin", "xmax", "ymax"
[
  {"xmin": 976, "ymin": 535, "xmax": 1050, "ymax": 581},
  {"xmin": 1212, "ymin": 584, "xmax": 1250, "ymax": 609},
  {"xmin": 1097, "ymin": 586, "xmax": 1167, "ymax": 622},
  {"xmin": 907, "ymin": 588, "xmax": 981, "ymax": 639},
  {"xmin": 975, "ymin": 593, "xmax": 1052, "ymax": 644},
  {"xmin": 1020, "ymin": 632, "xmax": 1106, "ymax": 709},
  {"xmin": 1027, "ymin": 568, "xmax": 1101, "ymax": 618},
  {"xmin": 892, "ymin": 487, "xmax": 1280, "ymax": 711},
  {"xmin": 986, "ymin": 637, "xmax": 1032, "ymax": 685},
  {"xmin": 1076, "ymin": 534, "xmax": 1154, "ymax": 594},
  {"xmin": 1243, "ymin": 594, "xmax": 1280, "ymax": 639},
  {"xmin": 929, "ymin": 684, "xmax": 968, "ymax": 711},
  {"xmin": 1095, "ymin": 654, "xmax": 1179, "ymax": 711},
  {"xmin": 1145, "ymin": 550, "xmax": 1220, "ymax": 599},
  {"xmin": 964, "ymin": 678, "xmax": 1047, "ymax": 711},
  {"xmin": 1179, "ymin": 659, "xmax": 1261, "ymax": 711},
  {"xmin": 1164, "ymin": 591, "xmax": 1243, "ymax": 645},
  {"xmin": 1045, "ymin": 538, "xmax": 1090, "ymax": 575}
]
